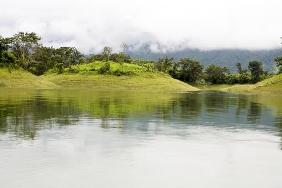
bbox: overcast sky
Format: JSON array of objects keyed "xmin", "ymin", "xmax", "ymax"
[{"xmin": 1, "ymin": 0, "xmax": 282, "ymax": 53}]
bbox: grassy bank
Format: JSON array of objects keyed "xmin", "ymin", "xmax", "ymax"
[
  {"xmin": 201, "ymin": 73, "xmax": 282, "ymax": 93},
  {"xmin": 0, "ymin": 62, "xmax": 198, "ymax": 92},
  {"xmin": 0, "ymin": 68, "xmax": 57, "ymax": 89}
]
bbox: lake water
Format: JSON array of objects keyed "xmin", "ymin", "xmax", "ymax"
[{"xmin": 0, "ymin": 89, "xmax": 282, "ymax": 188}]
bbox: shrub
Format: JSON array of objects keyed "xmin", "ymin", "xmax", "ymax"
[
  {"xmin": 67, "ymin": 66, "xmax": 79, "ymax": 73},
  {"xmin": 238, "ymin": 72, "xmax": 252, "ymax": 84},
  {"xmin": 56, "ymin": 63, "xmax": 64, "ymax": 74},
  {"xmin": 226, "ymin": 74, "xmax": 240, "ymax": 84},
  {"xmin": 98, "ymin": 62, "xmax": 110, "ymax": 74},
  {"xmin": 112, "ymin": 69, "xmax": 134, "ymax": 76}
]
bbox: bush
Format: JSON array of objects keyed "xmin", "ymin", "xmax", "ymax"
[
  {"xmin": 140, "ymin": 63, "xmax": 155, "ymax": 72},
  {"xmin": 238, "ymin": 72, "xmax": 252, "ymax": 84},
  {"xmin": 56, "ymin": 63, "xmax": 64, "ymax": 74},
  {"xmin": 226, "ymin": 74, "xmax": 240, "ymax": 84},
  {"xmin": 112, "ymin": 69, "xmax": 134, "ymax": 76},
  {"xmin": 67, "ymin": 66, "xmax": 79, "ymax": 73},
  {"xmin": 98, "ymin": 62, "xmax": 110, "ymax": 74},
  {"xmin": 0, "ymin": 51, "xmax": 16, "ymax": 68}
]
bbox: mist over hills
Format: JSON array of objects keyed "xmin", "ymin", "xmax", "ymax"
[{"xmin": 128, "ymin": 46, "xmax": 282, "ymax": 72}]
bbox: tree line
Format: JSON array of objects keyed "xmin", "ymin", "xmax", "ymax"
[
  {"xmin": 0, "ymin": 32, "xmax": 130, "ymax": 75},
  {"xmin": 1, "ymin": 32, "xmax": 282, "ymax": 84},
  {"xmin": 155, "ymin": 57, "xmax": 280, "ymax": 84}
]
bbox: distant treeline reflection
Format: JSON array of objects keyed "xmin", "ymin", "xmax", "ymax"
[{"xmin": 0, "ymin": 90, "xmax": 282, "ymax": 140}]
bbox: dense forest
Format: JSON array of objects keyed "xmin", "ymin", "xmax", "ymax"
[{"xmin": 1, "ymin": 32, "xmax": 282, "ymax": 85}]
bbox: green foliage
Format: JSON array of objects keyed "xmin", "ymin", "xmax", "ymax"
[
  {"xmin": 1, "ymin": 31, "xmax": 276, "ymax": 88},
  {"xmin": 112, "ymin": 69, "xmax": 134, "ymax": 76},
  {"xmin": 274, "ymin": 56, "xmax": 282, "ymax": 73},
  {"xmin": 248, "ymin": 61, "xmax": 264, "ymax": 83},
  {"xmin": 236, "ymin": 63, "xmax": 243, "ymax": 74},
  {"xmin": 176, "ymin": 58, "xmax": 203, "ymax": 83},
  {"xmin": 10, "ymin": 32, "xmax": 41, "ymax": 68},
  {"xmin": 102, "ymin": 47, "xmax": 112, "ymax": 61},
  {"xmin": 67, "ymin": 66, "xmax": 80, "ymax": 73},
  {"xmin": 0, "ymin": 32, "xmax": 86, "ymax": 75},
  {"xmin": 56, "ymin": 63, "xmax": 64, "ymax": 74},
  {"xmin": 0, "ymin": 51, "xmax": 16, "ymax": 68},
  {"xmin": 29, "ymin": 47, "xmax": 56, "ymax": 75},
  {"xmin": 205, "ymin": 64, "xmax": 230, "ymax": 84},
  {"xmin": 88, "ymin": 54, "xmax": 104, "ymax": 62},
  {"xmin": 55, "ymin": 47, "xmax": 84, "ymax": 67},
  {"xmin": 98, "ymin": 62, "xmax": 110, "ymax": 74},
  {"xmin": 238, "ymin": 72, "xmax": 252, "ymax": 83},
  {"xmin": 110, "ymin": 52, "xmax": 131, "ymax": 63},
  {"xmin": 155, "ymin": 56, "xmax": 174, "ymax": 73}
]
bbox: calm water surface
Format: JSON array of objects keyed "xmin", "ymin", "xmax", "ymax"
[{"xmin": 0, "ymin": 89, "xmax": 282, "ymax": 188}]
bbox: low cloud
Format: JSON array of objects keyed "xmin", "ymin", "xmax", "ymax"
[{"xmin": 1, "ymin": 0, "xmax": 282, "ymax": 53}]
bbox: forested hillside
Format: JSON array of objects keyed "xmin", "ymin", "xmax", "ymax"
[{"xmin": 129, "ymin": 47, "xmax": 282, "ymax": 71}]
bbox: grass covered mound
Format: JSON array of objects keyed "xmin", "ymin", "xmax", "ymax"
[
  {"xmin": 44, "ymin": 61, "xmax": 198, "ymax": 92},
  {"xmin": 0, "ymin": 62, "xmax": 198, "ymax": 92},
  {"xmin": 218, "ymin": 73, "xmax": 282, "ymax": 93},
  {"xmin": 0, "ymin": 68, "xmax": 57, "ymax": 89}
]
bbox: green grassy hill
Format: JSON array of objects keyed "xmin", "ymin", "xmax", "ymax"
[
  {"xmin": 0, "ymin": 68, "xmax": 57, "ymax": 89},
  {"xmin": 220, "ymin": 73, "xmax": 282, "ymax": 93},
  {"xmin": 44, "ymin": 61, "xmax": 198, "ymax": 92},
  {"xmin": 0, "ymin": 62, "xmax": 198, "ymax": 92}
]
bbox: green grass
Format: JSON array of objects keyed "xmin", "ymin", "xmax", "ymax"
[
  {"xmin": 205, "ymin": 73, "xmax": 282, "ymax": 93},
  {"xmin": 0, "ymin": 62, "xmax": 198, "ymax": 92},
  {"xmin": 0, "ymin": 68, "xmax": 57, "ymax": 89}
]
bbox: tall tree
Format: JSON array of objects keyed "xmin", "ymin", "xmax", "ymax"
[
  {"xmin": 102, "ymin": 47, "xmax": 112, "ymax": 61},
  {"xmin": 55, "ymin": 47, "xmax": 84, "ymax": 67},
  {"xmin": 236, "ymin": 63, "xmax": 243, "ymax": 74},
  {"xmin": 248, "ymin": 61, "xmax": 264, "ymax": 83},
  {"xmin": 274, "ymin": 56, "xmax": 282, "ymax": 73},
  {"xmin": 10, "ymin": 32, "xmax": 41, "ymax": 68}
]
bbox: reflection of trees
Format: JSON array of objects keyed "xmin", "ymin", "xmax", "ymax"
[
  {"xmin": 0, "ymin": 95, "xmax": 81, "ymax": 139},
  {"xmin": 179, "ymin": 93, "xmax": 203, "ymax": 118},
  {"xmin": 204, "ymin": 92, "xmax": 230, "ymax": 113},
  {"xmin": 235, "ymin": 94, "xmax": 249, "ymax": 118},
  {"xmin": 247, "ymin": 102, "xmax": 262, "ymax": 123},
  {"xmin": 0, "ymin": 90, "xmax": 282, "ymax": 142}
]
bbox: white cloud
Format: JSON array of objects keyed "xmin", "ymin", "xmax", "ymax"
[{"xmin": 0, "ymin": 0, "xmax": 281, "ymax": 53}]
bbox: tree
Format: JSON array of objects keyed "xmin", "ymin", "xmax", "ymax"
[
  {"xmin": 30, "ymin": 47, "xmax": 57, "ymax": 75},
  {"xmin": 102, "ymin": 47, "xmax": 112, "ymax": 61},
  {"xmin": 0, "ymin": 36, "xmax": 16, "ymax": 69},
  {"xmin": 248, "ymin": 61, "xmax": 264, "ymax": 83},
  {"xmin": 0, "ymin": 36, "xmax": 10, "ymax": 52},
  {"xmin": 0, "ymin": 51, "xmax": 16, "ymax": 69},
  {"xmin": 177, "ymin": 58, "xmax": 203, "ymax": 83},
  {"xmin": 205, "ymin": 64, "xmax": 230, "ymax": 84},
  {"xmin": 274, "ymin": 56, "xmax": 282, "ymax": 73},
  {"xmin": 10, "ymin": 32, "xmax": 41, "ymax": 68},
  {"xmin": 88, "ymin": 54, "xmax": 104, "ymax": 62},
  {"xmin": 109, "ymin": 52, "xmax": 131, "ymax": 63},
  {"xmin": 155, "ymin": 56, "xmax": 174, "ymax": 73},
  {"xmin": 236, "ymin": 63, "xmax": 243, "ymax": 74},
  {"xmin": 55, "ymin": 47, "xmax": 84, "ymax": 67}
]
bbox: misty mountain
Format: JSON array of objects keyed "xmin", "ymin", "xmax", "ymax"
[{"xmin": 128, "ymin": 47, "xmax": 282, "ymax": 72}]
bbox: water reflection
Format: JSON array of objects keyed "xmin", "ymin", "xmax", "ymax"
[
  {"xmin": 1, "ymin": 89, "xmax": 282, "ymax": 188},
  {"xmin": 0, "ymin": 89, "xmax": 282, "ymax": 140}
]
